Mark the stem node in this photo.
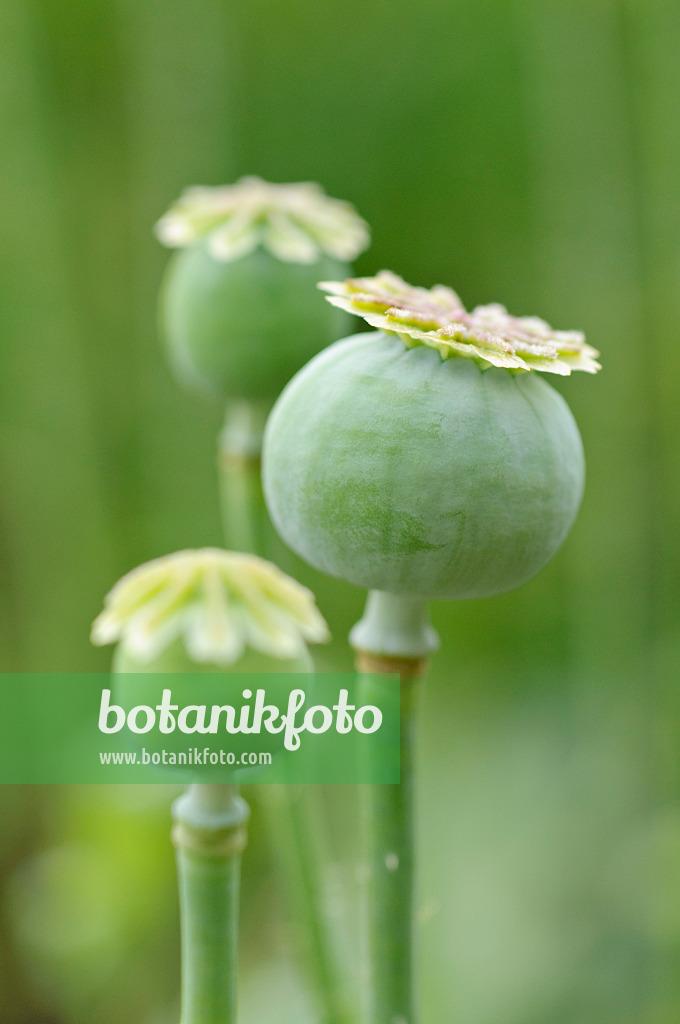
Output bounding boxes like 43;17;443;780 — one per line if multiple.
172;784;249;1024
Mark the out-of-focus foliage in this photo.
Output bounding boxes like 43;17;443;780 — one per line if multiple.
1;0;679;1021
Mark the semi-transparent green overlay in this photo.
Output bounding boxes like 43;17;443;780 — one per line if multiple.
0;673;400;784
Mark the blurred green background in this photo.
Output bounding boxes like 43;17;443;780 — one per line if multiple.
1;0;680;1021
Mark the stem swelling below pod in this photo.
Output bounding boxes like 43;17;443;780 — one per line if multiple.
172;784;250;1024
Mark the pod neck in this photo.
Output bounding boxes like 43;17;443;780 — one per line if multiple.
350;590;439;669
219;399;270;461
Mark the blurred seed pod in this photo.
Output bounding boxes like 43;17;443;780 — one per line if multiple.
91;548;329;776
156;178;370;400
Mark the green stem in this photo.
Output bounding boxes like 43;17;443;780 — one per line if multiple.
263;786;357;1024
218;397;358;1024
367;679;420;1024
218;400;277;558
172;784;250;1024
352;591;438;1024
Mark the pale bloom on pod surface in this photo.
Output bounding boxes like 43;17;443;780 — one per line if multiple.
91;548;329;667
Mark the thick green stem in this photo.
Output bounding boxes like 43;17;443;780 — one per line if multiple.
172;784;250;1024
352;591;438;1024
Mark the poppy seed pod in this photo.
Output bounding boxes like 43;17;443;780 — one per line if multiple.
156;177;370;400
262;272;601;601
91;548;329;774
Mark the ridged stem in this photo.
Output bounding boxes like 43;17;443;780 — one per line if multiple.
172;784;250;1024
352;590;438;1024
218;399;357;1024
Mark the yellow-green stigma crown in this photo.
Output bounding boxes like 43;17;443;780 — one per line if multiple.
320;271;601;376
156;176;370;264
91;548;329;666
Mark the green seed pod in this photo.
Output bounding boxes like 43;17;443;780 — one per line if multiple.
263;272;601;601
90;548;329;775
156;177;370;400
